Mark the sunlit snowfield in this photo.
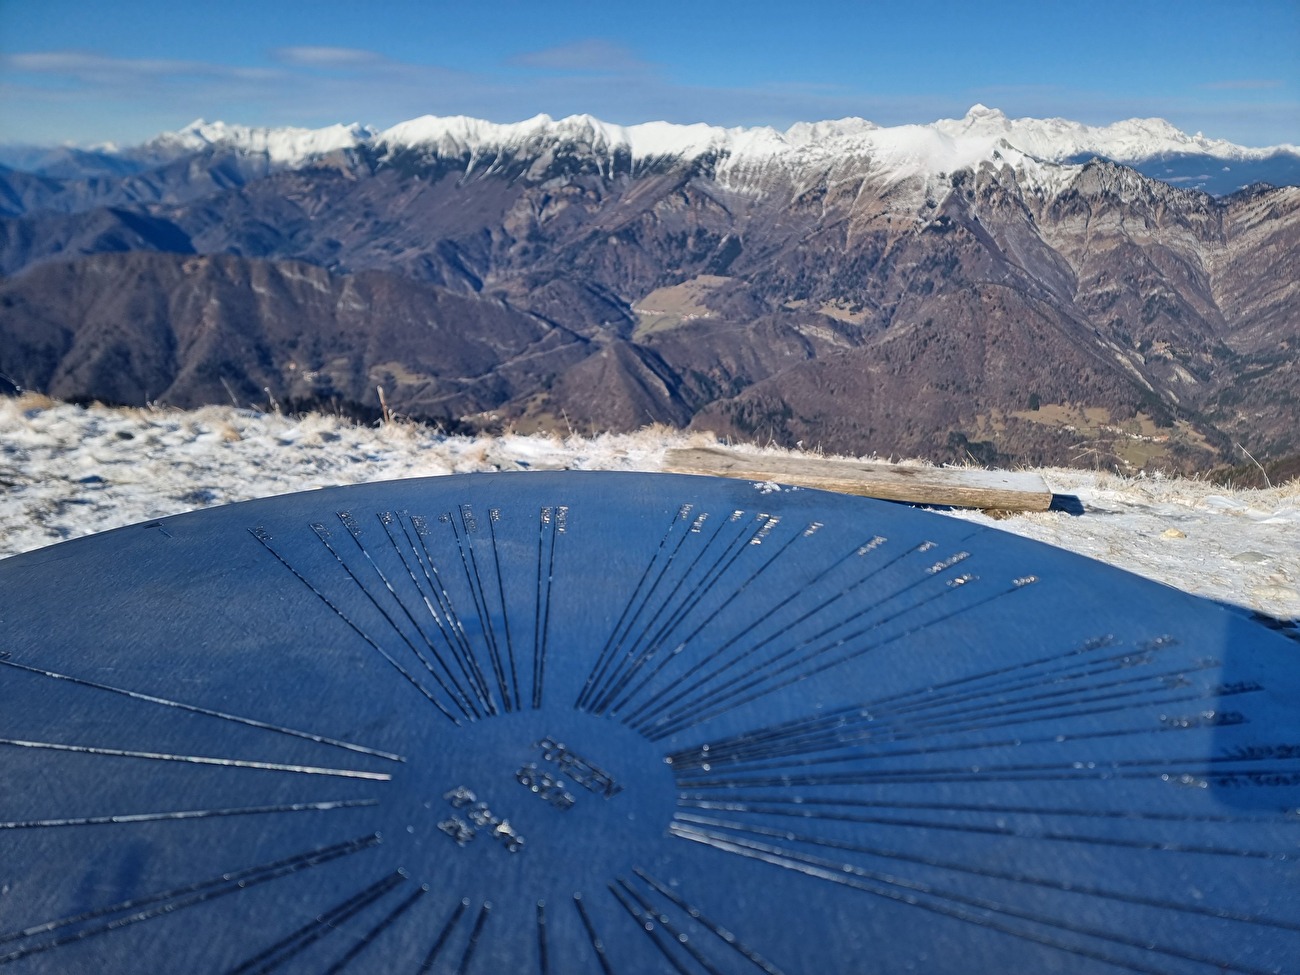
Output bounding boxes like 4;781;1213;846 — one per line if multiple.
3;394;1297;625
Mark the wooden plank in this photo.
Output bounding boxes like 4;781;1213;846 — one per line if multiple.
663;446;1053;511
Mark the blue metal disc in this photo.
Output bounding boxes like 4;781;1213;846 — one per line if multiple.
0;471;1297;974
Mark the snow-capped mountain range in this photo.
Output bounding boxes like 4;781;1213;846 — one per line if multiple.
4;106;1297;196
142;105;1299;195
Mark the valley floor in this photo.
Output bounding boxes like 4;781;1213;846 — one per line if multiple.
3;395;1298;625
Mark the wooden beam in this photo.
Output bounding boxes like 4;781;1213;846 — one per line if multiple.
663;446;1053;511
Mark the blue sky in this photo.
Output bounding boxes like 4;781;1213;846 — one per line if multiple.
1;0;1297;147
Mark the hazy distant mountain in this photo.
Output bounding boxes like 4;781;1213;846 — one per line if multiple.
1;107;1296;471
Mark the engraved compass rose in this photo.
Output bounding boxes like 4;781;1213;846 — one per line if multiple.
1;472;1297;973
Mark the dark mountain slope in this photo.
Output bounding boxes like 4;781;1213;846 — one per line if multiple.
0;252;589;418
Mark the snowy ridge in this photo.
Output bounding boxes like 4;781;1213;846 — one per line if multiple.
377;113;778;163
135;106;1297;184
375;106;1298;168
144;119;375;165
931;105;1297;163
3;396;1298;625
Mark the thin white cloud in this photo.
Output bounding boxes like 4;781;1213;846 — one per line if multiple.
510;39;651;72
4;51;200;77
272;47;390;68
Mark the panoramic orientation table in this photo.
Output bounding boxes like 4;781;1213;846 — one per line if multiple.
0;471;1297;974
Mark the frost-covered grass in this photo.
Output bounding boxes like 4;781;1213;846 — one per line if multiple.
0;395;708;553
3;395;1298;623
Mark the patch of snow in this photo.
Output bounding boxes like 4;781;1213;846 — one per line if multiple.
942;468;1300;624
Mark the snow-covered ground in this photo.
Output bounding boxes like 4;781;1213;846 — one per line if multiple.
3;395;1298;626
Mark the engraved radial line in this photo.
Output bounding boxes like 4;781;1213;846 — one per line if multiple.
788;664;1199;756
647;571;979;740
668;714;907;769
602;513;779;717
576;504;689;709
668;826;1176;975
538;512;564;712
663;813;1300;932
324;517;475;722
487;509;523;713
842;656;1156;734
645;547;984;734
616;878;731;975
676;759;1300;806
606;882;696;975
677;793;1300;828
0;835;382;964
649;578;1035;741
671;685;1236;774
577;504;695;710
689;761;1300;791
446;507;505;714
729;803;1250;857
670;720;1203;780
533;505;564;710
572;893;616;975
450;506;508;714
322;884;426;975
533;507;553;711
667;704;888;766
663;634;1126;767
639;514;777;656
674;807;1295;862
797;646;1175;736
417;897;469;974
665;681;1185;774
670;825;1275;975
454;902;492;975
226;871;407;975
651;548;975;729
587;510;738;712
588;516;713;713
0;798;379;830
378;512;482;720
250;529;460;724
855;660;1223;739
677;746;1300;788
629;535;893;730
0;738;391;780
0;835;380;948
591;510;751;715
835;634;1125;721
400;513;478;665
0;657;403;762
536;900;550;975
875;643;1176;722
827;684;1230;751
407;515;495;714
632;870;788;975
447;512;501;717
618;521;816;725
341;511;454;663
